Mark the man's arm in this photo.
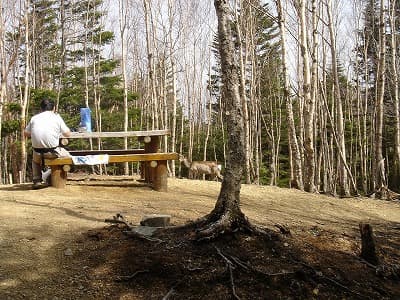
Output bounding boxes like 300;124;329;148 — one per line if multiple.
62;129;71;138
24;130;31;138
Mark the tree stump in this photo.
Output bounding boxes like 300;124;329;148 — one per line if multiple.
359;223;379;265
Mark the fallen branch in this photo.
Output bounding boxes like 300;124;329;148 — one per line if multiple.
123;230;164;243
229;254;296;282
105;213;134;229
162;287;175;300
106;213;164;243
162;281;183;300
115;269;149;282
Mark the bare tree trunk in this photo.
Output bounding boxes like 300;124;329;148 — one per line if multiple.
204;58;212;162
143;0;159;130
276;0;303;190
374;0;387;197
296;0;316;192
326;0;349;196
165;0;178;178
119;0;129;175
56;0;66;111
170;61;177;176
234;1;251;184
194;0;256;240
362;20;370;194
389;0;400;187
0;0;5;184
20;0;31;183
84;0;90;108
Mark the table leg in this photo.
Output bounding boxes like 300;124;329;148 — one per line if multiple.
153;160;168;192
50;165;67;188
144;136;159;184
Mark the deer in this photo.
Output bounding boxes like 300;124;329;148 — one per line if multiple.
179;154;223;181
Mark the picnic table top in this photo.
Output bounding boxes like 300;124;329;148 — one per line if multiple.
63;129;170;139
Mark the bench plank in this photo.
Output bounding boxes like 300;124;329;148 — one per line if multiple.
68;149;145;156
64;130;170;139
45;152;178;166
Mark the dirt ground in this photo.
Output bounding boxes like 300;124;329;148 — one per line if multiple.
0;175;399;299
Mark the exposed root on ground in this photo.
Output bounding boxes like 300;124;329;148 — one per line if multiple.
194;213;277;242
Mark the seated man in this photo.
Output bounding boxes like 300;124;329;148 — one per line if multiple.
24;98;71;189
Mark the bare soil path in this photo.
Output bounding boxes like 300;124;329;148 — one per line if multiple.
0;176;399;299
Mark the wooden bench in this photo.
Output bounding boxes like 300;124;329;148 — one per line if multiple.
45;152;178;191
44;130;178;191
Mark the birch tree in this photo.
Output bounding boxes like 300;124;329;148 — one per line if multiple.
374;0;387;197
389;0;400;187
192;0;264;240
275;0;303;190
295;0;316;192
20;0;31;182
0;0;6;183
325;0;350;196
119;0;129;175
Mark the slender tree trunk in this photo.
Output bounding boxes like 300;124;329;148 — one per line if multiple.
56;0;66;111
0;0;5;184
276;0;303;190
374;0;387;197
326;0;349;196
143;0;159;130
389;0;400;187
204;59;212;162
296;0;316;192
362;26;370;193
170;61;177;176
195;0;252;240
84;0;90;108
20;0;31;183
119;0;129;175
234;1;251;184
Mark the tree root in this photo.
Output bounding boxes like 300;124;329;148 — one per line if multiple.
215;246;240;299
195;213;277;242
196;214;234;241
290;257;367;299
215;246;297;299
115;269;149;282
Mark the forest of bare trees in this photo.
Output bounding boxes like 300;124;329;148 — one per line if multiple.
0;0;399;199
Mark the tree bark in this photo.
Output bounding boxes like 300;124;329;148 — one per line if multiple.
119;0;129;175
374;0;387;197
326;0;349;196
0;0;5;184
276;0;303;190
20;0;31;183
389;0;400;188
234;1;251;184
296;0;316;193
195;0;252;239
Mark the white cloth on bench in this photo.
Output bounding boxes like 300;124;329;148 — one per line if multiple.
71;154;109;165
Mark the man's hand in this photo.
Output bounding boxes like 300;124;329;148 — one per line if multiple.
62;130;72;138
24;130;31;138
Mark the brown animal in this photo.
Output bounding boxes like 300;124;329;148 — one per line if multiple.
179;155;223;181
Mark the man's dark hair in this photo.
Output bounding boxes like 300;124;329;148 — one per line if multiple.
40;99;54;111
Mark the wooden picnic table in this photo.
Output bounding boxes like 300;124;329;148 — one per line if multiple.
46;130;178;191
